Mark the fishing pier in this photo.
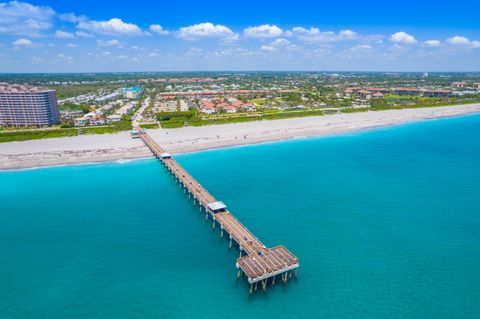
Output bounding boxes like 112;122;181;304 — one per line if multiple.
137;130;299;293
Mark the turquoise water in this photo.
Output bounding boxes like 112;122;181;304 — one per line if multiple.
1;114;480;318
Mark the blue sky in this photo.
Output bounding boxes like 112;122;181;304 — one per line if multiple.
1;0;479;72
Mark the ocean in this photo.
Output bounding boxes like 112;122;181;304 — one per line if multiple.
1;114;479;319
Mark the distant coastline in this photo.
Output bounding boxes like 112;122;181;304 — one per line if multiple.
1;103;480;171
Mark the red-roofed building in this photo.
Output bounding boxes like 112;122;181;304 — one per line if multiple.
199;100;216;114
223;105;237;113
239;102;256;112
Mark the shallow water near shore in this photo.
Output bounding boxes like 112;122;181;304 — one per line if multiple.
1;114;480;318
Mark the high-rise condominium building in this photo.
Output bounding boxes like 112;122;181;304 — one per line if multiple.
0;83;60;127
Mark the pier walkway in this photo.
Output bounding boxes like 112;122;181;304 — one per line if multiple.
138;130;299;292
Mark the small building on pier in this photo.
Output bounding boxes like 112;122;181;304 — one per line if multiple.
207;201;227;213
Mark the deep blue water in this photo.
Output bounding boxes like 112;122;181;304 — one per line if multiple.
1;114;480;318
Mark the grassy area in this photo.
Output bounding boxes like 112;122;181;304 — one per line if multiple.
341;107;370;113
139;123;159;129
158;109;328;128
0;120;132;143
371;98;480;111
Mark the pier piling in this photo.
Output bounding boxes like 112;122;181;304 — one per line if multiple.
137;130;299;293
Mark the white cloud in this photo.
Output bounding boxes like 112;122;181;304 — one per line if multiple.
13;38;32;46
66;43;78;48
96;39;122;47
76;31;94;38
244;24;283;38
424;40;441;47
390;32;417;45
447;36;470;45
78;18;143;36
271;38;290;47
446;36;480;49
261;45;276;52
58;13;87;23
55;30;75;39
290;27;358;43
149;24;170;35
178;22;237;40
57;53;73;61
350;44;373;52
0;1;55;36
339;29;358;40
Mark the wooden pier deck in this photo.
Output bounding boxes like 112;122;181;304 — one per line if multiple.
138;130;299;291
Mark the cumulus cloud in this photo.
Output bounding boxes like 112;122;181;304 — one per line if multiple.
339;29;358;40
149;24;170;35
244;24;283;38
78;18;143;36
178;22;237;40
13;38;32;46
0;1;55;36
55;30;75;39
96;39;122;47
350;44;373;52
290;27;358;42
58;13;87;23
261;38;292;52
424;40;441;47
261;45;276;52
76;31;94;38
447;36;470;45
390;32;417;45
271;38;290;47
57;53;73;61
446;36;480;49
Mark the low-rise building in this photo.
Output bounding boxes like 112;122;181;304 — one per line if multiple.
223;105;237;113
74;117;89;127
451;82;466;88
122;87;143;99
423;90;453;98
357;90;372;100
107;114;122;123
239;102;256;112
392;88;421;96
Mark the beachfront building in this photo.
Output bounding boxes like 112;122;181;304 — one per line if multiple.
223;105;237;113
372;92;385;99
392;88;421;96
122;87;143;99
357;90;373;100
0;83;60;127
199;100;216;114
423;90;453;98
239;102;256;112
107;114;122;123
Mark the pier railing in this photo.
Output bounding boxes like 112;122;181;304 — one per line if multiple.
138;130;299;293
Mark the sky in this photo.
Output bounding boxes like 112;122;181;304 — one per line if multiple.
0;0;479;72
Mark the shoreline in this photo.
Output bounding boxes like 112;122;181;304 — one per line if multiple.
1;104;480;171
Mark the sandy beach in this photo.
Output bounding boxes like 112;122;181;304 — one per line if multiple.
1;103;480;170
